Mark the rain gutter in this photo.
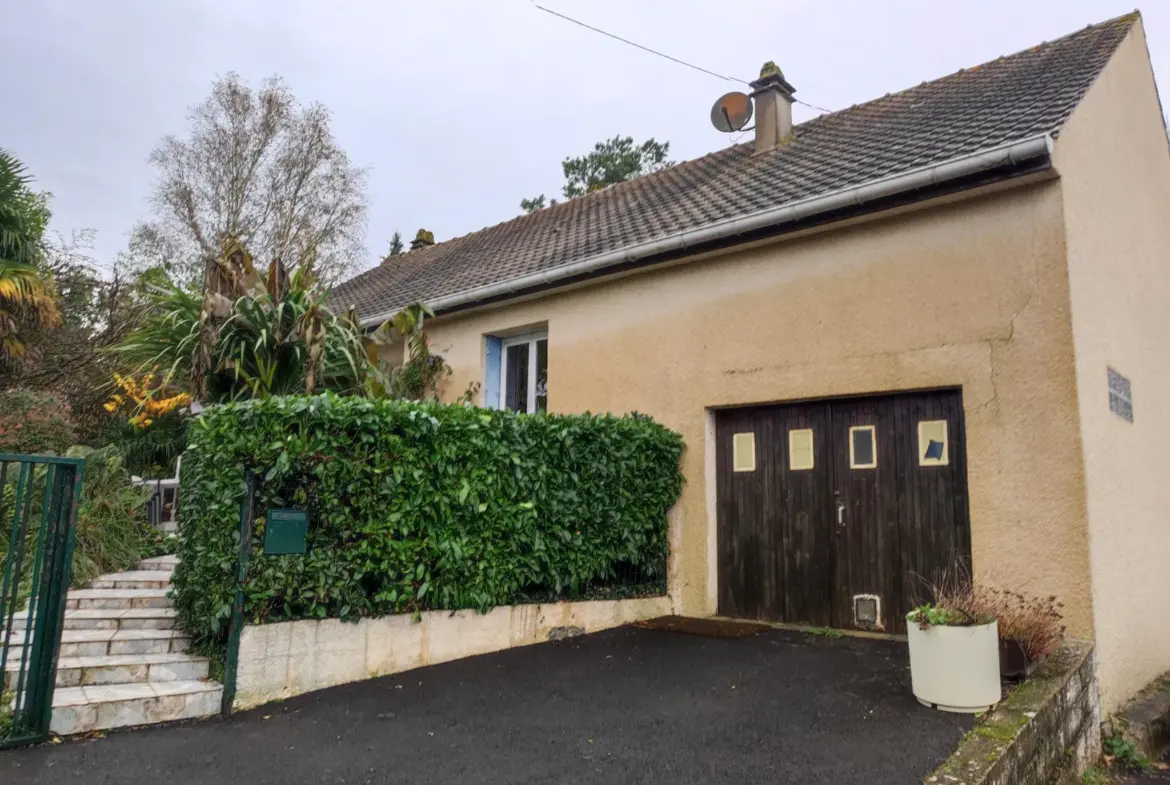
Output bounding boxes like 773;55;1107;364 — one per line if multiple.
360;133;1054;327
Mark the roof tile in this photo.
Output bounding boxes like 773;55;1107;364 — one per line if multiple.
333;13;1137;320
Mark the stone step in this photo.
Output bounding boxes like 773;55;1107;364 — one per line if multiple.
88;571;172;590
138;555;178;573
50;680;221;736
8;607;177;631
2;628;190;658
65;588;170;611
5;652;209;689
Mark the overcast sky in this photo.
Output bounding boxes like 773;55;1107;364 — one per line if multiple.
3;1;1166;279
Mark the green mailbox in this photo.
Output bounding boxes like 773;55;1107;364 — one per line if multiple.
264;508;308;555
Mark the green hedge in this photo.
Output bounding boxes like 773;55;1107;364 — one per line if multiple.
172;394;684;647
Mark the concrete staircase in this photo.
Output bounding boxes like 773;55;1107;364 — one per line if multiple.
3;555;223;735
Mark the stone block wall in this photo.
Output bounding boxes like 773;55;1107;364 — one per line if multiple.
926;641;1101;785
233;596;673;710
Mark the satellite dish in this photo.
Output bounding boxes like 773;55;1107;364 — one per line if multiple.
711;91;753;133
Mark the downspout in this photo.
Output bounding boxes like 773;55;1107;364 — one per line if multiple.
360;134;1054;327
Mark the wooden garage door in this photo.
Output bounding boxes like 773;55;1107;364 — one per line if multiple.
715;390;971;635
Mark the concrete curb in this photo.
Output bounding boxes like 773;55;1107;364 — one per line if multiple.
232;595;673;710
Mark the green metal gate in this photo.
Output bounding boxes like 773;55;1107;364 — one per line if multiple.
0;454;84;749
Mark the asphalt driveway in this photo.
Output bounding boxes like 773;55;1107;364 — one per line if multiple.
0;625;969;784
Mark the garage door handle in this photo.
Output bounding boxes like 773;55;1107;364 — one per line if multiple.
837;501;846;527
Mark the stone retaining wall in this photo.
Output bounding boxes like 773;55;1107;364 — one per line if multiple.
233;595;673;710
926;640;1101;785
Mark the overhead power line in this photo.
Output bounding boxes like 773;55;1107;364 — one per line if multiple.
796;99;832;114
530;2;832;115
532;3;747;85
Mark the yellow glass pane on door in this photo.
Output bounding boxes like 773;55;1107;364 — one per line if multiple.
789;428;814;470
733;432;756;472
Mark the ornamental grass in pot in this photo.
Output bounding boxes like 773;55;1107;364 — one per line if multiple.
906;570;1001;713
984;588;1065;681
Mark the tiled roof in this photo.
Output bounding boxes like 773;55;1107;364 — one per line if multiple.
333;13;1137;320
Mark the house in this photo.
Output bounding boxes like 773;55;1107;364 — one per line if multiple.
333;12;1170;713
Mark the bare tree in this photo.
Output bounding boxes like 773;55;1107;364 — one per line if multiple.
3;228;156;439
134;73;368;287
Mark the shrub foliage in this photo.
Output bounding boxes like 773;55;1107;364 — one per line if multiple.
0;389;75;454
66;446;158;586
172;394;684;647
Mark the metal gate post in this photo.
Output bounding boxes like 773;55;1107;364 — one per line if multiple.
33;463;83;735
220;468;256;718
0;454;85;749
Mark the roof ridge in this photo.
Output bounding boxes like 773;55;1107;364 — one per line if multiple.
433;12;1140;248
794;11;1139;133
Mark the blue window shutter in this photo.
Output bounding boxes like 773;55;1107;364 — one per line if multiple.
484;336;501;409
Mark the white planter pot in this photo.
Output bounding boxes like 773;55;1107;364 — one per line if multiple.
907;619;1001;713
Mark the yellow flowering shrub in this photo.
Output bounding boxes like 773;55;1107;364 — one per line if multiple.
104;370;191;428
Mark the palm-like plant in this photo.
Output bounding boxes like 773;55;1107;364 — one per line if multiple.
111;286;202;388
112;236;465;406
217;264;366;399
113;252;366;402
0;149;58;361
363;303;454;400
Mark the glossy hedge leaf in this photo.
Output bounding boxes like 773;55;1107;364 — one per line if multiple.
170;393;684;652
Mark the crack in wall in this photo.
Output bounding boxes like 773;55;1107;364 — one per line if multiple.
976;250;1042;416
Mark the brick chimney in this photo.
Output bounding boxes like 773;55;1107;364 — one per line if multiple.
750;61;796;154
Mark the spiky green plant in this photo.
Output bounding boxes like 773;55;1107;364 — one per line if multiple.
0;150;58;361
112;261;366;402
108;287;201;389
362;303;454;400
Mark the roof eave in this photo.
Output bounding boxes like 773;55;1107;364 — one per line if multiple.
359;133;1055;327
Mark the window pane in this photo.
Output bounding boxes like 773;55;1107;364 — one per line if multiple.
789;428;814;471
849;426;876;469
504;343;529;413
918;420;949;466
732;432;756;472
535;339;548;412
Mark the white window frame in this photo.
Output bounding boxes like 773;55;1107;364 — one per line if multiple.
499;331;547;413
849;425;878;469
917;420;950;466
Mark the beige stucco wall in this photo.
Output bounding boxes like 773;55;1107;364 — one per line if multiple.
234;596;672;709
1054;18;1170;713
421;178;1096;640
